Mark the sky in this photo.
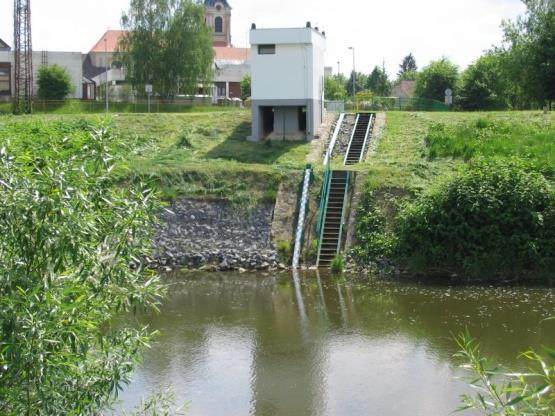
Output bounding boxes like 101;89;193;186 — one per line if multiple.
0;0;527;76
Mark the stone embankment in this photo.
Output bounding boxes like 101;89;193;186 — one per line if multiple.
151;199;281;271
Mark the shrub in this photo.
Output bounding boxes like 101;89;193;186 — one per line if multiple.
0;123;163;414
352;187;397;263
455;329;555;414
37;64;74;100
277;240;292;264
397;160;555;278
330;255;345;274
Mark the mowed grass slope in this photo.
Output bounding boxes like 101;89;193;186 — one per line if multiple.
360;111;555;193
0;110;312;203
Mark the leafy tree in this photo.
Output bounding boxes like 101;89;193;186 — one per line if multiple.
346;71;367;97
366;66;392;96
398;53;417;77
0;123;163;414
415;58;459;101
240;75;251;100
37;64;74;100
459;53;510;110
500;0;555;107
325;75;347;100
120;0;214;98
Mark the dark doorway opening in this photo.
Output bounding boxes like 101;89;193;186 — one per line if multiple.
298;106;307;132
261;106;274;138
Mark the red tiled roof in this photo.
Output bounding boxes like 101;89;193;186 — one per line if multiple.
88;30;250;62
89;30;127;53
214;46;250;62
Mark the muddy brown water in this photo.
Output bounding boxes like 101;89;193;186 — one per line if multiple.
114;271;555;416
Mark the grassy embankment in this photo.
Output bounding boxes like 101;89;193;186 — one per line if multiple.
0;109;312;204
352;111;555;279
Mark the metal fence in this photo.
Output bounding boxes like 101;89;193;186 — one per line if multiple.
328;97;450;112
0;98;244;115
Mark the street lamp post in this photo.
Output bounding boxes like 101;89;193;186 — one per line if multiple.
348;46;356;100
337;61;340;75
104;37;109;113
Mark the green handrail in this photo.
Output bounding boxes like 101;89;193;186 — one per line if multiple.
336;171;351;257
316;157;331;236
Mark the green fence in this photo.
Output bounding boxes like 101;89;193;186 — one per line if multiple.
342;96;450;112
0;99;244;115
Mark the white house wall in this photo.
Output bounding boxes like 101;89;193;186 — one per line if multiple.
251;43;313;100
0;51;83;99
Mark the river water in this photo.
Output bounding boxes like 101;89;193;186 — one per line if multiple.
115;271;555;416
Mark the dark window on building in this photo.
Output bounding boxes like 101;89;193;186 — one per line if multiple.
258;44;276;55
215;17;223;33
216;82;226;97
0;65;10;95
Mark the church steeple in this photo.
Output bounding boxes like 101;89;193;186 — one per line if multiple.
204;0;232;47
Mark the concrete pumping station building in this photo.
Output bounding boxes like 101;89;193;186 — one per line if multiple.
249;23;326;142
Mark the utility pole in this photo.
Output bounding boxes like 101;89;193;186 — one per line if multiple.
13;0;33;114
348;46;356;100
337;61;340;76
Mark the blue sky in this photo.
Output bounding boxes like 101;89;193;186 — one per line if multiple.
0;0;527;76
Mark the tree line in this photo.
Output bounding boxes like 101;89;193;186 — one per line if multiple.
325;0;554;110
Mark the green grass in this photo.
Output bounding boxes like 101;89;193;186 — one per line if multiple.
0;100;244;115
0;110;312;204
426;116;555;177
357;111;555;192
352;110;555;277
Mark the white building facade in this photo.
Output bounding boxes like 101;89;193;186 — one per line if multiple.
0;49;84;100
249;25;326;141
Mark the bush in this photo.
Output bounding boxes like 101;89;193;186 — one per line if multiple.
37;64;74;100
456;329;555;414
397;160;555;278
330;255;345;274
352;187;397;263
277;240;292;264
0;123;163;414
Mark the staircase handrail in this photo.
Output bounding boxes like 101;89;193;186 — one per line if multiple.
337;171;352;257
323;113;345;166
358;113;374;163
343;113;360;165
292;166;313;269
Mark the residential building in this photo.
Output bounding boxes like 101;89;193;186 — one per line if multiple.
249;24;326;141
391;80;416;100
0;45;83;100
0;39;11;101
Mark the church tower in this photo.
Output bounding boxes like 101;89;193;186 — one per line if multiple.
204;0;232;47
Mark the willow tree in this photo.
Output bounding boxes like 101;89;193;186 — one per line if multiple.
119;0;214;98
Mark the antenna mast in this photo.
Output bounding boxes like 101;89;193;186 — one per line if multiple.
13;0;33;114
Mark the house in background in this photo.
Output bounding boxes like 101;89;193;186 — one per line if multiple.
82;30;127;100
213;47;250;101
391;80;416;100
1;1;250;104
205;0;250;102
249;24;326;141
0;45;84;100
0;38;11;102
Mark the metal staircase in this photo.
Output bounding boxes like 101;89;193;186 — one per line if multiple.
344;113;374;165
316;170;350;267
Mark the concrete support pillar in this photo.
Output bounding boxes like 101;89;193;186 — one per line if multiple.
225;81;229;98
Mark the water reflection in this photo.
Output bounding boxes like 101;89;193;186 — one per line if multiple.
116;272;555;416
